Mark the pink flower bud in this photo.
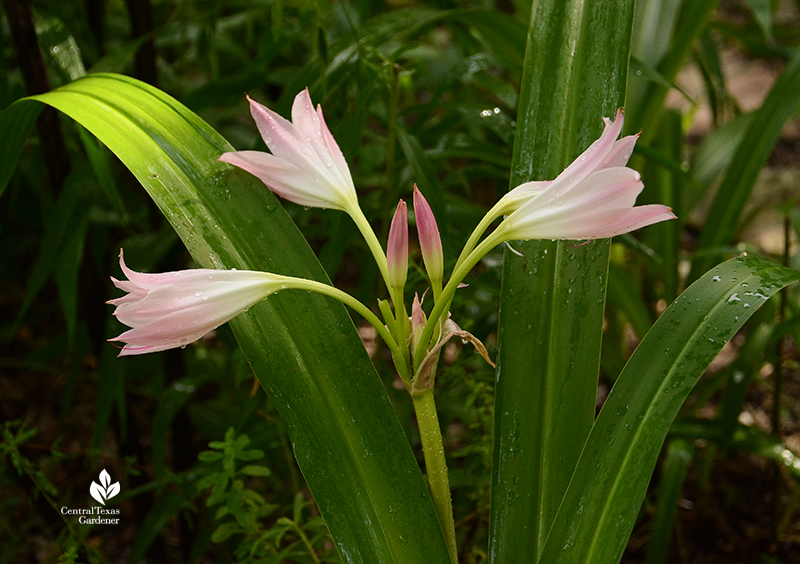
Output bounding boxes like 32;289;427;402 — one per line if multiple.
387;200;408;289
413;185;444;283
410;292;427;355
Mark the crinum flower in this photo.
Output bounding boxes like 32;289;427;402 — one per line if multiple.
487;109;675;245
219;89;359;214
108;251;291;356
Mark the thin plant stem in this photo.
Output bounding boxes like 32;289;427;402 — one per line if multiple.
349;206;392;291
285;277;410;378
390;285;411;369
452;200;505;272
413;389;458;564
414;235;498;369
430;278;443;303
274;517;321;564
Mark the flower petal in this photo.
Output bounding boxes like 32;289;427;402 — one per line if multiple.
552;108;625;188
495;180;552;214
290;89;345;181
600;134;638;169
316;104;355;189
219;150;341;209
556;205;677;240
500;169;649;240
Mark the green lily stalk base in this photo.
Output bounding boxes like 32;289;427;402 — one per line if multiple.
413;389;458;564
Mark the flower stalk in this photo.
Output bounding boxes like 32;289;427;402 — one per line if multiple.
413;388;458;564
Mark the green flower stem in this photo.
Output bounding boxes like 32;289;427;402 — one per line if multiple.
412;388;458;564
452;201;505;273
390;285;411;368
349;206;392;291
285;277;410;377
413;235;498;370
430;276;443;303
378;299;398;335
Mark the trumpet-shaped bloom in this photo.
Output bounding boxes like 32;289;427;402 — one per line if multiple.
108;251;290;356
492;109;675;242
219;89;358;213
413;185;444;283
387;200;408;289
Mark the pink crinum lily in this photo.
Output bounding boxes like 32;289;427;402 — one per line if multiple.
489;109;675;244
108;251;290;356
219;89;359;214
219;89;394;288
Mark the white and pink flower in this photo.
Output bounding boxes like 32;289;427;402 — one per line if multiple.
108;251;290;356
489;109;675;243
219;89;359;213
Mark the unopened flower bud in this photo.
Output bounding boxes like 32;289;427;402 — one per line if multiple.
413;185;443;284
410;292;427;356
387;200;408;290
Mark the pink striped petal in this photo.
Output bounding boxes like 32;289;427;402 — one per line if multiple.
601;134;638;169
554;109;625;188
316;105;354;189
219;150;337;209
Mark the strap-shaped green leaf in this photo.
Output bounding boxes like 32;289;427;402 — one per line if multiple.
539;255;800;564
0;73;450;564
490;1;634;562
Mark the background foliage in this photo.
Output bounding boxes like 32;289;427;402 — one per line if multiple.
1;0;800;563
